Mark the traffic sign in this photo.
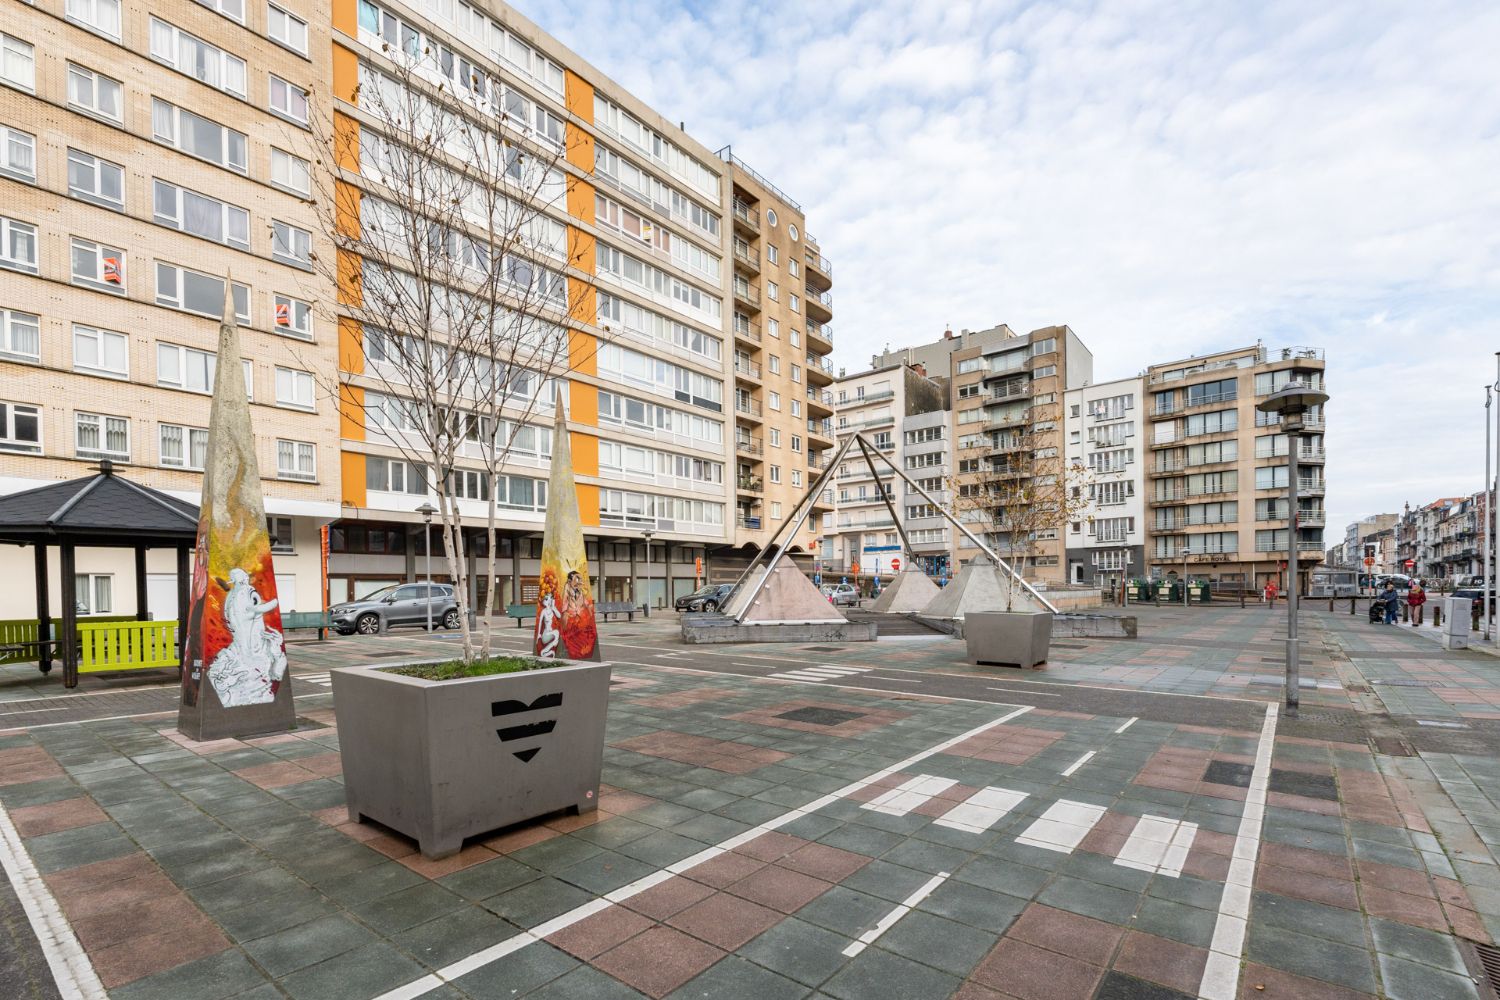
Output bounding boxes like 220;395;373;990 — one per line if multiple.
891;557;902;572
1404;559;1415;569
1364;557;1375;567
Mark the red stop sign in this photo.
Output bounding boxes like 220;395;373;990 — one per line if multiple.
1404;559;1415;568
892;558;902;572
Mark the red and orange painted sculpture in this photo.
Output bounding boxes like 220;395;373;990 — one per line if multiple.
178;284;295;740
534;389;599;662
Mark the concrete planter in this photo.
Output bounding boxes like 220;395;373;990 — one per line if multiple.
332;658;612;859
966;611;1054;669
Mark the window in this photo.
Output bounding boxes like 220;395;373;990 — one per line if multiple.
791;399;801;417
1;34;35;93
269;75;308;124
766;209;778;227
789;294;799;313
768;391;780;411
766;244;779;265
0;217;36;275
0;309;39;362
159;423;208;470
149;19;247;97
789;259;799;278
153;181;250;250
271;148;310;196
274;366;314;409
447;468;488;501
274;294;313;338
66;0;122;39
769;355;780;375
792;471;802;487
769;465;781;484
276;439;316;480
789;329;800;347
73;325;128;378
791;435;802;453
67;64;122;122
158;343;253;396
67;150;125;210
70;239;125;293
267;3;308;54
195;0;246;22
272;220;312;267
768;428;781;447
74;574;113;615
0;125;35;182
267;515;295;553
75;412;129;461
788;223;799;241
767;319;779;339
152;99;247;173
365;457;427;495
156;263;250;324
0;401;41;453
767;281;779;302
1033;364;1056;378
1187;378;1237;406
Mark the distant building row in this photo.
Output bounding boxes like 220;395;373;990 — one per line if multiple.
1329;497;1490;584
821;328;1328;596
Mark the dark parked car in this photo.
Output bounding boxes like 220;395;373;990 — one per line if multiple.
331;583;460;635
1452;588;1496;615
676;584;733;613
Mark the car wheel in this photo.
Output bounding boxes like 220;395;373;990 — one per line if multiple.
703;600;718;612
355;613;380;635
442;608;461;630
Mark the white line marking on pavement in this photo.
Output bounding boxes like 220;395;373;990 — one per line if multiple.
935;787;1028;835
1061;751;1096;776
986;686;1062;698
842;872;950;957
1114;815;1199;878
862;774;959;816
1197;702;1278;1000
1114;717;1138;733
0;795;107;998
370;704;1034;1000
0;710;175;735
1014;800;1107;854
768;665;872;683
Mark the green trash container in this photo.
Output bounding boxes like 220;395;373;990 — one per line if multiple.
1161;582;1181;603
1128;580;1153;603
1189;582;1212;603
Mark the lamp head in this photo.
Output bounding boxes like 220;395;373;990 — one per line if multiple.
415;502;437;524
1255;381;1329;431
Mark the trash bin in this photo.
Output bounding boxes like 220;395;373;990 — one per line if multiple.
1189;582;1212;604
1160;582;1181;603
1128;580;1154;604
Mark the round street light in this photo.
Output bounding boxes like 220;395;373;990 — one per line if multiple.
1256;380;1330;716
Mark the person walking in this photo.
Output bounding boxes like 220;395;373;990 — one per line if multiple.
1263;579;1278;606
1407;581;1426;627
1382;581;1400;625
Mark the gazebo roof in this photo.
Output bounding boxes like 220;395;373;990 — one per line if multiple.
0;461;199;546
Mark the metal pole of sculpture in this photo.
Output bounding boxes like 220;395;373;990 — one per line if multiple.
178;282;294;740
534;389;599;661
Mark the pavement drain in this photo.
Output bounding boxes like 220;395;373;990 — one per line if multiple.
774;707;867;726
1462;939;1500;999
1268;769;1338;801
1370;736;1416;757
1203;760;1254;788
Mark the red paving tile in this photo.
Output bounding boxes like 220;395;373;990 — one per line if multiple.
732;830;810;863
10;796;108;837
622;876;717;921
298;751;345;777
89;917;228;989
479;824;560;853
398;844;499;878
42;852;158;897
1260;843;1354;880
666;891;781;949
1359;883;1449;932
593;925;725;998
1111;931;1208;995
687;851;768;889
1007;904;1124;967
970;937;1104;999
1256;863;1359;910
726;865;832;913
546;904;654;960
1356;859;1435;898
232;760;317;789
779;842;871;882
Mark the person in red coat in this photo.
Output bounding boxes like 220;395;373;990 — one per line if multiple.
1407;582;1426;627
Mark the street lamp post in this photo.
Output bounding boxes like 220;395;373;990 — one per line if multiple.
1486;386;1493;641
416;503;437;632
642;529;654;614
1181;547;1190;607
1256;381;1330;717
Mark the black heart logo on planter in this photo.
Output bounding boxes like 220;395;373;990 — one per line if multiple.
491;692;563;763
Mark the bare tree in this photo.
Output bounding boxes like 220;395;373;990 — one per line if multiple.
950;400;1093;610
290;36;597;662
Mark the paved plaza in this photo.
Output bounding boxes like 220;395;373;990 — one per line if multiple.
3;605;1500;999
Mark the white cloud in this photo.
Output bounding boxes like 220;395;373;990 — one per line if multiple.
521;0;1500;536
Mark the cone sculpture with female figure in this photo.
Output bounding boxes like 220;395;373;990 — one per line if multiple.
534;388;600;662
177;284;294;741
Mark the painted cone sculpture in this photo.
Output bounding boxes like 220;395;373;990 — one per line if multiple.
177;282;294;740
535;388;600;661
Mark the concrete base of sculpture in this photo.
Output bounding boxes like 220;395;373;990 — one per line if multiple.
966;611;1054;669
919;555;1049;620
870;568;942;614
681;618;877;644
332;659;611;859
730;563;847;624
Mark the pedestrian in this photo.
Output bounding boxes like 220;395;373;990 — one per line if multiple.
1263;579;1278;606
1407;581;1426;627
1382;581;1399;625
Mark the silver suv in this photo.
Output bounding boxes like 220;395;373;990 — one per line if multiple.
332;583;460;635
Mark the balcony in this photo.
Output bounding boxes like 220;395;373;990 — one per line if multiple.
735;435;763;456
1153;401;1180;417
804;250;832;289
735;396;763;421
850;389;895;406
990;382;1032;401
736;475;764;494
805;387;834;414
1298;510;1327;526
733;282;761;314
732;241;760;275
805;355;834;385
807;419;834;441
733;318;761;346
804;286;832;322
1154;457;1185;474
1297;478;1326;496
986;410;1030;432
736;513;763;530
807;321;833;348
808;453;832;471
734;357;762;381
732;198;759;235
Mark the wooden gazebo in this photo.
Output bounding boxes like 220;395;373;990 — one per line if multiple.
0;461;198;687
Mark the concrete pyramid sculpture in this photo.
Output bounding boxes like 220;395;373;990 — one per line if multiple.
918;554;1048;620
534;388;599;661
870;567;942;614
178;284;294;740
732;562;846;624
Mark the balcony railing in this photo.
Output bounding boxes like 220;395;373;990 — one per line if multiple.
806;387;834;407
735;397;762;417
733;319;761;344
808;419;834;437
736;513;762;530
734;357;761;379
805;286;833;308
736;475;764;493
733;282;761;309
734;436;763;455
807;321;833;343
732;242;760;272
805;250;832;277
851;389;895;405
990;383;1031;401
731;198;759;232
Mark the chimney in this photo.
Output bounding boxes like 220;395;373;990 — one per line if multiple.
943;328;954;340
913;363;927;378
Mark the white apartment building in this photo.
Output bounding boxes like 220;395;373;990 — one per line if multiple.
1064;376;1146;588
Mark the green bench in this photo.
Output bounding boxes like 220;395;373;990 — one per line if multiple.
282;611;333;640
506;604;534;628
506;602;644;627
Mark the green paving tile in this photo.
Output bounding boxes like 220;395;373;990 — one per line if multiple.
1246;922;1377;994
665;957;811;1000
1253;890;1367;947
915;879;1027;933
277;942;430;1000
1378;954;1483;1000
741;917;857;987
509;834;604;874
1370;918;1468;975
820;946;960;1000
873;909;997;977
527;964;650;1000
109;950;268;1000
450;941;579;999
1036;874;1141;925
484;876;595;927
349;881;467;935
241;913;378;978
392;903;517;970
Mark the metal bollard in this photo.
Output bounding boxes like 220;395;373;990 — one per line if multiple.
1328;597;1334;612
1402;604;1410;623
1474;605;1482;632
1434;605;1443;629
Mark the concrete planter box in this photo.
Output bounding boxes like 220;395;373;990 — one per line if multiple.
332;659;612;859
966;611;1054;669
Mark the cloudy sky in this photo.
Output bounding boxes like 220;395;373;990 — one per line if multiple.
523;0;1500;536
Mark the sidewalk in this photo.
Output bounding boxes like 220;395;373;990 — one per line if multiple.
0;609;1496;999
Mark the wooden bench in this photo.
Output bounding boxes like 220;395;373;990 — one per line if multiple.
596;601;646;622
282;611;333;640
506;604;534;628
